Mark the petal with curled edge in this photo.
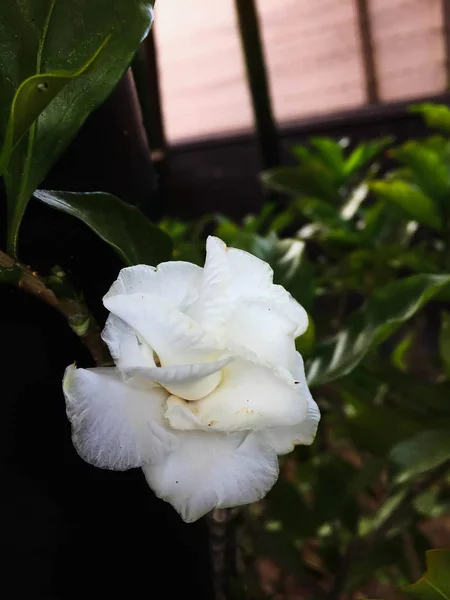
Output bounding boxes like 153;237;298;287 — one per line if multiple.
225;242;308;337
224;298;299;375
186;236;231;337
142;429;279;522
262;352;320;453
63;366;176;470
103;293;224;367
165;359;308;432
103;262;202;312
125;356;233;401
101;313;155;371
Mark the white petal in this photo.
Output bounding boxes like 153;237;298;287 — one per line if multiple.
63;366;176;470
103;262;202;312
165;360;308;432
263;397;320;454
126;357;233;401
101;314;155;372
224;298;299;374
263;353;320;454
226;244;308;337
142;430;279;522
186;236;231;336
104;293;223;367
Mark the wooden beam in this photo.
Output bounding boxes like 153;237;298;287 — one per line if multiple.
442;0;450;89
234;0;280;169
355;0;379;104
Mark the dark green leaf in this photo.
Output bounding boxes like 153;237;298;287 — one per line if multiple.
410;103;450;134
0;36;109;174
310;137;345;177
265;479;314;538
390;430;450;484
263;237;315;310
34;190;172;266
307;274;450;386
261;165;338;203
391;141;450;205
370;180;442;231
402;550;450;600
296;316;315;357
439;311;450;378
333;398;423;455
0;266;21;286
344;137;393;178
0;0;155;256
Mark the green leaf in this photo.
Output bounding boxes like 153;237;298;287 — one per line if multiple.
261;165;338;203
344;137;393;178
439;311;450;378
391;330;414;371
0;266;21;286
0;0;155;257
265;479;314;538
402;550;450;600
296;316;315;357
263;237;315;310
309;137;345;177
390;430;450;484
390;142;450;205
410;103;450;134
370;180;442;231
34;190;172;266
0;36;110;174
333;396;423;456
307;274;450;386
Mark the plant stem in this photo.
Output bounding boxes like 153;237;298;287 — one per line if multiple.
0;249;112;367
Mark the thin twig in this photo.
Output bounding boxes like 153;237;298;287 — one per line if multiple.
0;249;112;367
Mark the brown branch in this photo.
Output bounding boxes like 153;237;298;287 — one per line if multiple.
0;249;112;367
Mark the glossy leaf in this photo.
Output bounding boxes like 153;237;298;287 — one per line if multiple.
263;237;315;310
261;165;338;203
309;137;345;177
411;103;450;134
390;430;450;484
344;137;393;178
402;550;450;600
34;190;172;266
0;0;155;256
0;36;109;174
265;479;314;539
391;142;450;205
370;180;442;231
333;397;423;456
307;274;450;386
439;311;450;378
0;266;21;286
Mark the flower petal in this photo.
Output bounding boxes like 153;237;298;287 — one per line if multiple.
142;430;279;522
263;397;320;454
262;352;320;454
165;360;309;432
101;314;155;372
103;262;202;312
187;236;231;337
226;244;308;337
103;293;223;367
126;357;233;401
63;366;176;470
224;298;299;373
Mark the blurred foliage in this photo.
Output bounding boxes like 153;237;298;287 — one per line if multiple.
159;103;450;599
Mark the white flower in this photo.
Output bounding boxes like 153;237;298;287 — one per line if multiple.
63;236;320;522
